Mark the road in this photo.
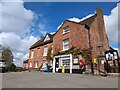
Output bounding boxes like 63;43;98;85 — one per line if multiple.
1;72;119;88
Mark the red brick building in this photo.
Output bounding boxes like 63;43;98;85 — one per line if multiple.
27;7;111;74
23;59;28;70
28;33;54;70
52;8;110;74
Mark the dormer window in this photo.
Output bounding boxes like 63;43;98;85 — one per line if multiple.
63;26;70;34
44;35;50;42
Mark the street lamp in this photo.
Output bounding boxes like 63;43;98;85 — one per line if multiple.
85;24;94;75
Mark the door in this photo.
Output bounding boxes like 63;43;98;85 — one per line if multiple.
55;58;59;72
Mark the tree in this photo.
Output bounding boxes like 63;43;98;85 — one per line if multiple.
9;63;16;71
1;47;14;71
46;46;52;62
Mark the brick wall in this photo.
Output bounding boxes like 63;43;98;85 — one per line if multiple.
53;21;89;55
53;8;110;59
28;43;53;69
23;63;28;69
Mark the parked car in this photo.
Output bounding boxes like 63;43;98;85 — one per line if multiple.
0;60;6;73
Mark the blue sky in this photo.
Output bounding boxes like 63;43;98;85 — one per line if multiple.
0;1;119;66
24;2;117;37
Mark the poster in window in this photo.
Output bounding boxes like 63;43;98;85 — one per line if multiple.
73;58;78;64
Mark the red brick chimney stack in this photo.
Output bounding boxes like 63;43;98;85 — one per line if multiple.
96;7;110;52
96;7;105;46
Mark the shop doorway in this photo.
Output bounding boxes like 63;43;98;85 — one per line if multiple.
53;54;72;73
55;58;59;72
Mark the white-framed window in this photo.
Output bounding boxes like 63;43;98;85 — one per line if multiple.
44;35;50;42
26;65;28;69
61;59;70;66
73;58;79;64
63;39;69;51
35;61;39;68
63;27;70;34
43;46;48;56
29;62;32;67
31;50;34;59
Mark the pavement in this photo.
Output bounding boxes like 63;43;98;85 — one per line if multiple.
0;72;119;88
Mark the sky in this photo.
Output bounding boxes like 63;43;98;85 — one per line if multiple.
0;0;119;67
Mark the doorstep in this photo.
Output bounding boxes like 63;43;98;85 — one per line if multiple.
107;73;120;77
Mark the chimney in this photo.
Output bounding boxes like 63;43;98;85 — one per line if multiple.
96;7;110;51
96;7;105;45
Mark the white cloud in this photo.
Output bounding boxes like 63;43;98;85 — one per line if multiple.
20;36;38;52
0;32;21;51
0;32;38;52
0;32;38;67
13;53;29;67
0;0;34;36
104;3;118;45
38;22;47;35
13;52;24;60
0;1;39;67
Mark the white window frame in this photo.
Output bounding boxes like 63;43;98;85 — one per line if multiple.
73;58;79;64
61;58;70;67
43;46;48;56
26;65;28;69
63;27;70;34
31;50;34;59
35;61;39;68
63;39;69;51
44;35;50;42
29;62;32;67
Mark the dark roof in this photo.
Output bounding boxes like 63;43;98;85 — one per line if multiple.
105;47;118;54
79;14;97;27
23;59;28;63
30;33;54;49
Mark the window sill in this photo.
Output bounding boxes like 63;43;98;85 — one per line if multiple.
34;67;38;68
62;32;69;35
62;49;69;52
43;55;47;56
